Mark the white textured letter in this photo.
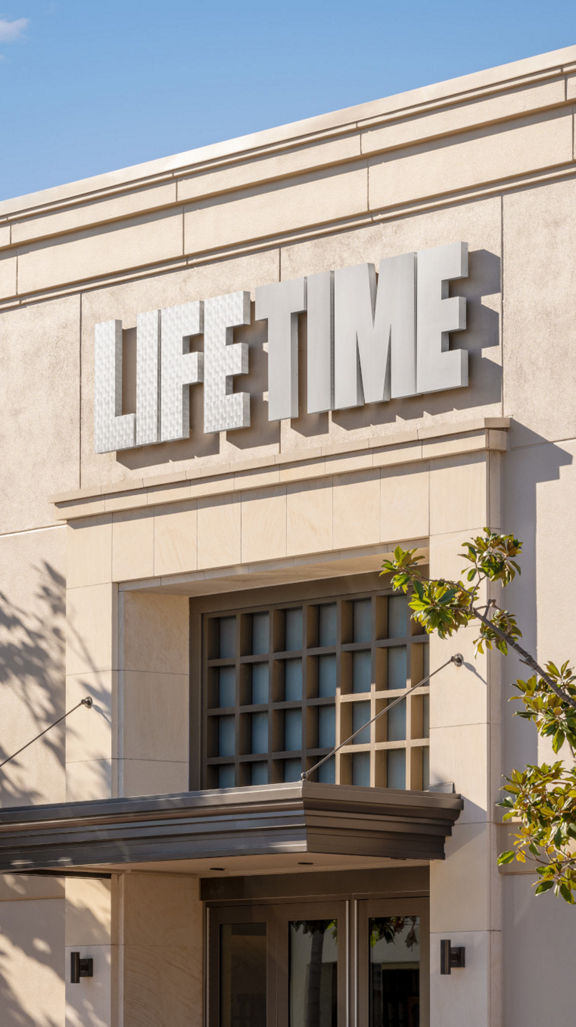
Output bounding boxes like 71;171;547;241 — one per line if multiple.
135;310;161;447
203;292;251;433
160;302;204;443
94;320;135;453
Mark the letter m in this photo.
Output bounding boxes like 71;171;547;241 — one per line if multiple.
333;253;415;409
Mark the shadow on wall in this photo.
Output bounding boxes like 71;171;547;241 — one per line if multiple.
502;426;574;772
0;560;110;809
0;883;112;1027
0;562;111;1026
0;894;64;1027
0;560;67;808
63;877;113;1027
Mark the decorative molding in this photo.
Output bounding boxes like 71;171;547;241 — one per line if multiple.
0;50;573;304
52;416;510;522
0;781;463;872
1;48;574;226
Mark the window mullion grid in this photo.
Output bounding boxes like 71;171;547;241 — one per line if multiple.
203;588;429;791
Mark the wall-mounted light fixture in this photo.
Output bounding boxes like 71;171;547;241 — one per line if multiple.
70;952;94;984
440;939;466;975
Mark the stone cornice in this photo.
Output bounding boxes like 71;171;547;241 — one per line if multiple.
2;46;576;227
51;416;510;522
0;47;572;308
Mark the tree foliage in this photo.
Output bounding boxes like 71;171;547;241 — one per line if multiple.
381;529;576;903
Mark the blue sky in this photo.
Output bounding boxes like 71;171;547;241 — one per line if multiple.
1;0;576;201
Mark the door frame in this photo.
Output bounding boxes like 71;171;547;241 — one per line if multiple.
274;900;348;1027
208;903;273;1027
356;897;429;1027
207;892;428;1027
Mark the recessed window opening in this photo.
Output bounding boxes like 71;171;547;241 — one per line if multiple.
202;585;429;790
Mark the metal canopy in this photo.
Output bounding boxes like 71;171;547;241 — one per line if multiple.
0;782;463;874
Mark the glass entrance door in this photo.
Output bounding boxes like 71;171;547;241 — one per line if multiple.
358;899;429;1027
208;897;427;1027
277;903;347;1027
209;906;270;1027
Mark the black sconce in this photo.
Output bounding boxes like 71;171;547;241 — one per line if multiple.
70;951;94;984
440;939;466;975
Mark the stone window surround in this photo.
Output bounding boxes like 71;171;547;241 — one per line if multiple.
58;415;506;809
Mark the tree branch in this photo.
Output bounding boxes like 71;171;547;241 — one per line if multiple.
470;604;576;709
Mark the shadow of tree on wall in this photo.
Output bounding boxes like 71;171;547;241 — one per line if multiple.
0;887;113;1027
0;559;111;806
0;561;66;808
0;896;63;1027
0;560;111;1026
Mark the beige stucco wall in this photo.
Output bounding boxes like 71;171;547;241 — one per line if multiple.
1;42;576;1027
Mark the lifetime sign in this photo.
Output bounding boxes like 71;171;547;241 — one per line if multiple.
94;241;469;453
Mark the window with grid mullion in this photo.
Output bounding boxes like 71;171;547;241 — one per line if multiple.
203;589;429;791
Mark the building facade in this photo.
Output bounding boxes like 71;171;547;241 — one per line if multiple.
0;44;575;1027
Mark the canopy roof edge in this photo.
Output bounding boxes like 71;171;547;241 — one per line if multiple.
0;782;463;873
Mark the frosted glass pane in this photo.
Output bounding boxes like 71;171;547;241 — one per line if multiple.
251;712;269;754
387;749;406;789
352;752;370;786
284;709;302;751
317;758;335;783
218;616;236;658
352;650;372;693
283;758;301;782
251;664;269;705
353;598;372;642
388;595;409;637
318;654;337;697
251;612;270;655
422;695;429;737
251;762;268;785
285;608;303;651
422;747;430;789
318;705;335;749
352;701;371;744
388;646;407;689
218;716;236;757
218;765;235;788
218;666;236;707
284;659;303;701
318;603;337;647
386;700;406;741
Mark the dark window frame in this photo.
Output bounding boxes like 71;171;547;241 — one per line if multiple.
189;573;429;792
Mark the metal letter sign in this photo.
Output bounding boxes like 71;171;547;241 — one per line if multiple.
334;253;416;408
94;320;135;452
203;291;251;434
160;301;203;443
94;242;470;453
255;277;306;421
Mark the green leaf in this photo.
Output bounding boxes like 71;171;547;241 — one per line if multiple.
559;882;574;904
552;730;566;754
534;879;555;894
383;527;576;905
